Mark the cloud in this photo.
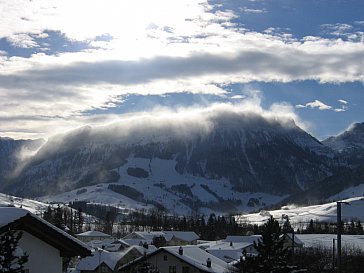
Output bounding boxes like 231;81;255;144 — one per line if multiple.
6;33;39;48
296;99;348;112
338;99;348;105
0;0;363;139
321;23;364;42
38;101;305;151
240;7;267;14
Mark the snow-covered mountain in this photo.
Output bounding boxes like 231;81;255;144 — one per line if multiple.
2;111;364;215
323;122;364;166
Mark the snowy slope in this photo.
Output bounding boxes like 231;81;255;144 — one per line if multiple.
0;193;49;214
328;184;364;201
39;156;285;215
236;197;364;226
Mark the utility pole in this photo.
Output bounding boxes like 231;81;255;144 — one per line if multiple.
337;201;342;273
333;238;336;271
337;201;350;273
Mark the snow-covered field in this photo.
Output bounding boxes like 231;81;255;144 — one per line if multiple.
236;197;364;226
296;234;364;250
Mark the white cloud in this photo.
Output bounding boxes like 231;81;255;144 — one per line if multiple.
321;23;364;42
296;99;349;112
338;99;348;105
0;0;363;138
306;100;332;110
240;7;267;14
6;33;39;48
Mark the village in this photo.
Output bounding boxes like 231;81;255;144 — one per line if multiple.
2;206;364;273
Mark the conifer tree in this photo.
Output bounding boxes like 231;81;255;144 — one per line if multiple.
246;216;291;273
282;216;293;234
0;230;28;273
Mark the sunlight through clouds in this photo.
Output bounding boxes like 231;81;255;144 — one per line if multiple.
0;0;363;139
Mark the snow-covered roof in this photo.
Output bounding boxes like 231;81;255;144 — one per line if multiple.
127;245;158;256
0;207;91;257
136;231;173;241
224;235;261;244
0;207;28;227
204;241;255;263
76;230;111;237
162;245;228;273
206;241;254;251
77;250;123;271
77;245;157;271
123;231;199;243
164;231;199;242
123;238;152;246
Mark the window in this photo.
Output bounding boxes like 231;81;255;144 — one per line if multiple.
22;270;29;273
164;255;168;261
182;266;190;273
169;265;176;273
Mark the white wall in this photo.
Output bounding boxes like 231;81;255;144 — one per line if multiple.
20;231;63;273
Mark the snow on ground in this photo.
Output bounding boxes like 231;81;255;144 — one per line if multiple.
39;183;155;212
236;197;364;226
39;156;285;215
296;234;364;250
0;192;48;214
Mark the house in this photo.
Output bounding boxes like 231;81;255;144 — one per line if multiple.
115;245;158;269
77;245;157;273
119;245;229;273
204;241;257;263
77;249;123;273
163;231;200;245
122;231;199;246
88;238;131;252
0;207;91;273
224;235;261;244
280;233;304;249
76;230;112;242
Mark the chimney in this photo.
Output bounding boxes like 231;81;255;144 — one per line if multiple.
206;258;211;268
230;241;233;247
143;242;149;249
179;246;183;255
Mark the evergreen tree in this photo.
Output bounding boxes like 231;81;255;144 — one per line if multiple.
282;216;293;234
356;220;363;235
246;216;291;273
306;219;315;233
54;205;64;229
76;207;84;233
0;230;28;273
152;235;167;248
43;205;53;223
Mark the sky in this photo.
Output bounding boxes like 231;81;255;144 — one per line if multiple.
0;0;363;140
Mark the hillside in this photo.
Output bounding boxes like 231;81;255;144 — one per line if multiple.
2;113;364;215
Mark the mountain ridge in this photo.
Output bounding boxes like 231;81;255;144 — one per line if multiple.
0;114;362;214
